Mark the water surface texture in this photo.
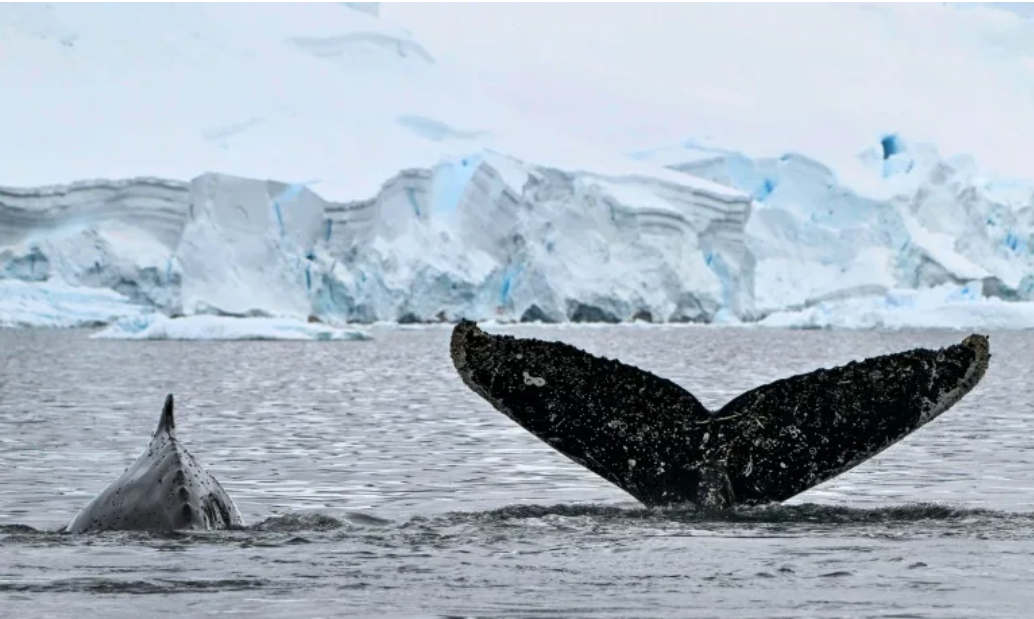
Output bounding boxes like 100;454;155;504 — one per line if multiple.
2;325;1033;618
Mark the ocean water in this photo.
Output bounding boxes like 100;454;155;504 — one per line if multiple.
1;324;1033;618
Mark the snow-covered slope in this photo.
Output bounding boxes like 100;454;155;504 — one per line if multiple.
2;3;1033;329
0;3;452;198
0;3;690;199
388;3;1034;181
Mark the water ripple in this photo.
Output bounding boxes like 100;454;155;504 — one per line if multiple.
2;326;1034;617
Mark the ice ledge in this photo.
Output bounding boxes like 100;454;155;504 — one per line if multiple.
92;314;371;341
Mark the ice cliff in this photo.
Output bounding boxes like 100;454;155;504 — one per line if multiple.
638;137;1034;318
3;138;1033;329
0;153;754;326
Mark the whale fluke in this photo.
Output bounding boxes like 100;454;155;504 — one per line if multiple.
450;320;990;509
66;394;244;533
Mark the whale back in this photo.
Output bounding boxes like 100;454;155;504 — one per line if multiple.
66;394;244;533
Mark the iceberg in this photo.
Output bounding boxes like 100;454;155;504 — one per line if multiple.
92;314;370;341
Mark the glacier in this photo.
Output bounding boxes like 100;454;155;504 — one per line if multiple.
636;137;1034;317
0;155;753;327
2;2;1034;331
4;144;1033;331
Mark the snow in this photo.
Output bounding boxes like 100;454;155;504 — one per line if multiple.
1;2;1034;331
0;2;682;203
93;314;370;342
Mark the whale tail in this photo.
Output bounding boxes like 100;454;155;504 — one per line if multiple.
450;319;715;507
709;332;990;506
156;393;176;437
450;320;991;509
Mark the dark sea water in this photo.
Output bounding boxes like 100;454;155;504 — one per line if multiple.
1;325;1033;618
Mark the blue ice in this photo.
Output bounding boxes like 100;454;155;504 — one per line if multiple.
432;154;482;215
272;183;308;236
500;264;524;306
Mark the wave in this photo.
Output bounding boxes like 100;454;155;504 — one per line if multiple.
3;500;1026;542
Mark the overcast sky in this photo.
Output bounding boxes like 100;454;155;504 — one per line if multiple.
380;2;1034;178
382;3;725;74
383;2;1034;73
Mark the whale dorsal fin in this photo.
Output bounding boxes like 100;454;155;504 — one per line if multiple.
156;394;176;437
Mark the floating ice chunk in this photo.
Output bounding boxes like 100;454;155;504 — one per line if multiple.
92;314;371;341
758;283;1034;330
0;280;150;328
